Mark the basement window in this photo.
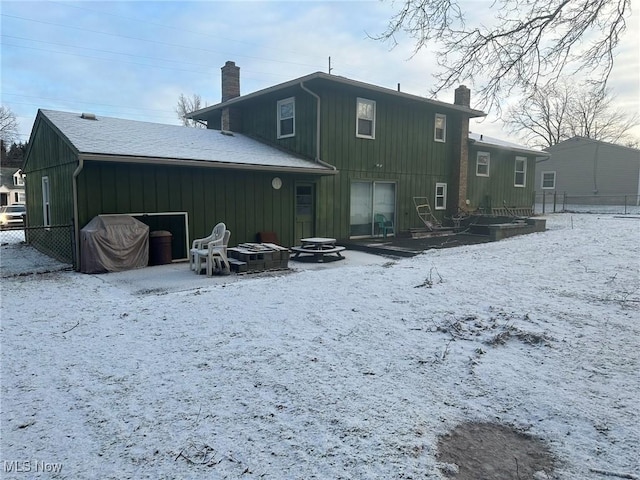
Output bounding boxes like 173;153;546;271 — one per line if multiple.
277;97;295;139
356;98;376;139
476;152;490;177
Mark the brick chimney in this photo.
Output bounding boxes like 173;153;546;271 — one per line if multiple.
454;85;471;107
221;61;240;102
221;61;241;131
452;85;471;213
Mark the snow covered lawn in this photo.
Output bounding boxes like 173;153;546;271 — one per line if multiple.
1;214;638;479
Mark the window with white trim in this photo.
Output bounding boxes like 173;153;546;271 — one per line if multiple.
356;98;376;139
541;171;556;189
514;157;527;187
476;152;490;176
277;97;295;138
42;176;51;226
13;172;24;186
434;114;446;142
14;192;25;203
435;182;447;210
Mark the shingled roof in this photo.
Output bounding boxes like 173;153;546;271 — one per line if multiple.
33;110;335;175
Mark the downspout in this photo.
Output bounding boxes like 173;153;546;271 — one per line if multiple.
299;81;336;171
72;157;84;271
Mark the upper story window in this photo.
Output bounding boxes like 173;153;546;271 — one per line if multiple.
356;98;376;139
277;97;295;139
514;157;527;187
434;114;446;142
476;152;490;177
13;171;24;186
541;171;556;189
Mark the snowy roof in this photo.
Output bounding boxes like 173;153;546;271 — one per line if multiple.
469;132;549;157
38;110;334;174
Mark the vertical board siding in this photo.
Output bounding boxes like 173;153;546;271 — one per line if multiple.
311;86;455;238
23;118;77;226
78;163;299;247
22;116;78;263
238;87;317;160
467;146;536;211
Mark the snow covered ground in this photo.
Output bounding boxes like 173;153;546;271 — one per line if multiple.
1;214;638;479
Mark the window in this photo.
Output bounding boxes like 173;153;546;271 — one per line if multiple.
14;192;25;203
541;171;556;189
434;114;446;142
476;152;490;177
13;173;24;186
42;176;51;226
349;181;395;237
277;97;295;138
356;98;376;139
514;157;527;187
435;182;447;210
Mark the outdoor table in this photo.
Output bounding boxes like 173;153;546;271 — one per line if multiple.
291;237;345;262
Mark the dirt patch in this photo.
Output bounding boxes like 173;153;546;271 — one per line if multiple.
437;421;555;479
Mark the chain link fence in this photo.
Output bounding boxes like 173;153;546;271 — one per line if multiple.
1;224;75;268
534;193;640;215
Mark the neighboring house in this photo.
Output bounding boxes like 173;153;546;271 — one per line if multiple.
23;61;541;269
0;167;26;206
467;133;548;215
536;137;640;202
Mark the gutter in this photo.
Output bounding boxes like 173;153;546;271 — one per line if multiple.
72;157;84;271
299;81;336;171
469;138;550;158
76;154;337;175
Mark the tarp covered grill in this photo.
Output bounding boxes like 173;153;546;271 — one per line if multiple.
80;215;149;273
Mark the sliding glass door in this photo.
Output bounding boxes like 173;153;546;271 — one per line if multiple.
349;181;396;237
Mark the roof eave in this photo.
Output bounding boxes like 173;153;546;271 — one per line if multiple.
469;139;549;157
77;153;337;175
188;72;486;119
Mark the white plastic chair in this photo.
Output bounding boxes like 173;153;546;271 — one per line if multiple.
190;222;225;271
206;230;231;276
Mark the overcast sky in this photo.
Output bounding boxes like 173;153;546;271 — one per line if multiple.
2;0;639;146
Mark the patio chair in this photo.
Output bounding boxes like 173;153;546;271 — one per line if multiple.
193;229;231;276
190;222;226;271
374;214;395;238
206;230;231;276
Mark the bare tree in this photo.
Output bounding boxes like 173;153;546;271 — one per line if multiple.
0;106;19;144
505;84;639;148
176;94;207;128
375;0;630;111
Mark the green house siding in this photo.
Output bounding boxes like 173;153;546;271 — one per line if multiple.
467;146;536;212
22;118;77;264
77;162;299;248
233;86;318;160
317;88;456;237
